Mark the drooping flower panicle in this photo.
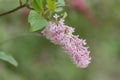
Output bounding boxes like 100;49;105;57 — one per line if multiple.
42;14;91;68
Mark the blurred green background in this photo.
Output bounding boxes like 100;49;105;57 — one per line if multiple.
0;0;120;80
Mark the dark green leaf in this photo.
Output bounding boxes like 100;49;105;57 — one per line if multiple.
32;0;44;14
55;0;65;12
56;0;65;7
46;0;57;12
28;10;48;32
0;52;18;67
55;7;63;12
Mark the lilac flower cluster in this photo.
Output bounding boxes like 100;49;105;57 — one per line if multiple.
42;14;91;68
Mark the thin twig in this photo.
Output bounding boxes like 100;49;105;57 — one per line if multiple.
19;0;22;6
25;0;34;10
0;4;26;16
0;0;33;17
26;5;34;10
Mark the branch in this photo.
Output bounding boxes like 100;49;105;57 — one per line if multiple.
25;0;34;10
0;4;26;16
19;0;22;6
0;0;33;17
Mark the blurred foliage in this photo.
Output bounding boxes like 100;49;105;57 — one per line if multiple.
0;0;120;80
0;52;18;67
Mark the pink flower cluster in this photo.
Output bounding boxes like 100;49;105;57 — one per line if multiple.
42;14;91;68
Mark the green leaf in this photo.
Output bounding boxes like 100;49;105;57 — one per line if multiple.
55;7;63;12
46;0;57;12
0;52;18;67
55;0;65;12
32;0;44;14
28;10;48;32
56;0;65;7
